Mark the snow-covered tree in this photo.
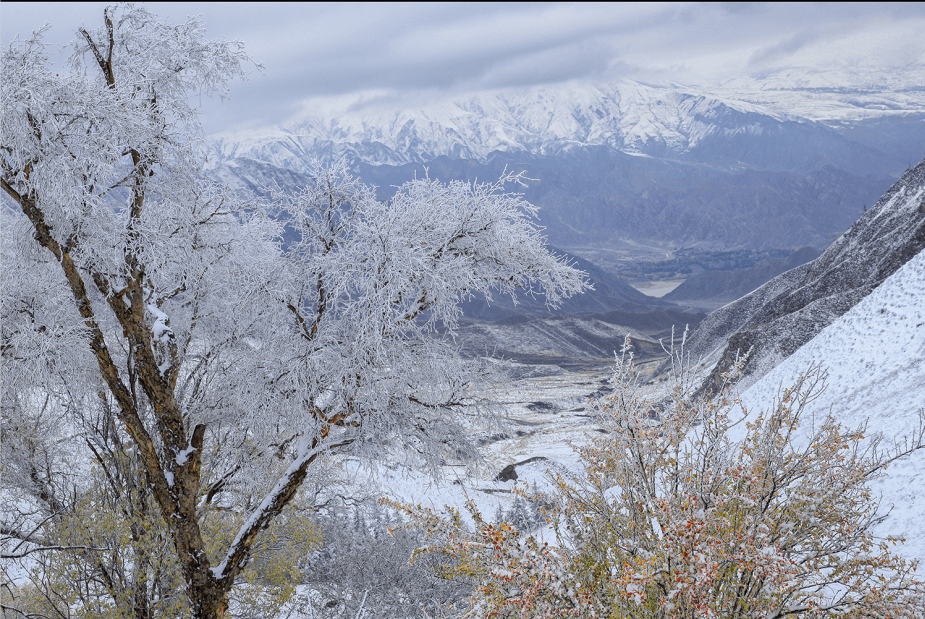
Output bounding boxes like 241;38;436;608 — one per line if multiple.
0;6;586;618
394;344;925;618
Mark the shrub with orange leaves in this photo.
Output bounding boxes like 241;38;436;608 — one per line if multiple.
391;338;925;618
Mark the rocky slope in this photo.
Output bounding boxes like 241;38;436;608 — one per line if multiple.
678;158;925;394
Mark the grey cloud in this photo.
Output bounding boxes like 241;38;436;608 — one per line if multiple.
473;38;619;91
4;2;924;134
719;3;763;15
748;31;818;67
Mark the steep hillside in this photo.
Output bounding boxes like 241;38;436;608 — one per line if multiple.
737;249;925;561
664;246;821;306
679;158;925;394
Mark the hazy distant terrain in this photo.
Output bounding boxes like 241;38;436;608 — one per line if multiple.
208;75;923;370
664;246;822;309
210;77;918;256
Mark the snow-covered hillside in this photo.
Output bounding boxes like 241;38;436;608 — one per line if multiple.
709;63;925;123
680;158;925;394
739;248;925;561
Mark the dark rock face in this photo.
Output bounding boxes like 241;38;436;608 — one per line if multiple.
679;159;925;391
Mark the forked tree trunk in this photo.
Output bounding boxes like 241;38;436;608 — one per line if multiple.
7;185;226;617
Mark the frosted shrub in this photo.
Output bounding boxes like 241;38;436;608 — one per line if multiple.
297;500;470;618
394;342;925;618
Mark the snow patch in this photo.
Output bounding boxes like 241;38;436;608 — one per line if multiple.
147;303;173;343
176;445;196;466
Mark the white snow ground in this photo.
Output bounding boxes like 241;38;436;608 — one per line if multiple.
738;248;925;561
342;368;615;542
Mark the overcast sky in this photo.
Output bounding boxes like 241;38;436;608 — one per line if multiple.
3;2;924;134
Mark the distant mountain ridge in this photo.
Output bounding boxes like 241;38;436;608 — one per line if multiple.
708;64;925;123
216;151;893;250
454;308;706;370
208;75;916;251
208;79;911;177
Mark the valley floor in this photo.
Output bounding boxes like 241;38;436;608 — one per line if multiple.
370;344;925;564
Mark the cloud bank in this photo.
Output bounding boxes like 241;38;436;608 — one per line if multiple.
3;2;924;133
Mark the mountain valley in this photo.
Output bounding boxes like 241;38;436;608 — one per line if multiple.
7;6;925;615
206;72;925;567
208;75;923;373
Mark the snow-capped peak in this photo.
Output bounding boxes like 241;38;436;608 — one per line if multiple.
206;79;786;170
207;67;925;171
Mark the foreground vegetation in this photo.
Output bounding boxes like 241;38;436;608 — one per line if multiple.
3;5;924;619
1;5;583;617
394;343;925;618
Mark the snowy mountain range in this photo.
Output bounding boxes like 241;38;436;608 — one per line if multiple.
207;71;922;251
209;80;788;168
208;71;924;175
709;64;925;123
207;70;925;569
